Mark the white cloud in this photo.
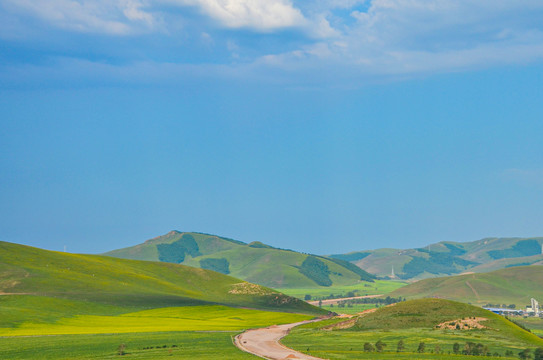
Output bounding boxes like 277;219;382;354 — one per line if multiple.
253;0;543;80
164;0;307;31
2;0;543;86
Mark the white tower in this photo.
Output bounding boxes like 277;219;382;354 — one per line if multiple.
391;265;395;278
532;298;540;316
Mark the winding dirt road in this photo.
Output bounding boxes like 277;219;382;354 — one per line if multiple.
235;319;327;360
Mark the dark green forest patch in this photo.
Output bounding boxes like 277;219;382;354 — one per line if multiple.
199;258;230;274
157;234;201;263
488;239;542;260
299;256;332;286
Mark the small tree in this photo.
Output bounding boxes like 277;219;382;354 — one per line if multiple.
304;294;311;301
453;343;460;354
505;350;514;357
434;344;441;354
318;300;322;307
396;339;405;352
364;342;375;352
417;342;425;353
464;342;476;355
519;348;531;360
118;344;126;356
375;340;386;352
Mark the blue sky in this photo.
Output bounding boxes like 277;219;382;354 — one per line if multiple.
1;0;543;254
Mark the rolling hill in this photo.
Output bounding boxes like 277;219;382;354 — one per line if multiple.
0;240;324;330
284;298;543;359
390;265;543;306
104;231;375;288
331;236;543;280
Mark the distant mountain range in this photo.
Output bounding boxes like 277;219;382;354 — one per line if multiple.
104;231;375;288
390;265;543;307
330;237;543;281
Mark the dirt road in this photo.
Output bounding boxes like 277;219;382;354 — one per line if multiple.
235;319;327;360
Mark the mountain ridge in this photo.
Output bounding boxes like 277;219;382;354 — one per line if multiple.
331;236;543;280
104;231;375;288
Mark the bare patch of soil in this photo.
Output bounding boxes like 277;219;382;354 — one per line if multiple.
435;317;488;330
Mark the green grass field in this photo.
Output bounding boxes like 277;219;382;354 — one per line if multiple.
0;304;312;336
282;299;543;359
0;331;259;359
276;280;407;300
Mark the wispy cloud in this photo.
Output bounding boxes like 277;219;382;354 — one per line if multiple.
1;0;543;86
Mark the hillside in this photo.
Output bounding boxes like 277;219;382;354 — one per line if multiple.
104;231;375;288
352;298;535;331
283;298;543;359
390;265;543;306
331;237;543;280
0;240;323;329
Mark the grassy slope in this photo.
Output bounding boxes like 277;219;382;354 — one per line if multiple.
0;241;320;359
468;254;543;273
283;299;543;360
0;241;323;323
104;231;374;288
390;265;543;306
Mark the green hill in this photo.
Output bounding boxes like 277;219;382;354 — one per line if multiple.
353;299;532;331
331;237;543;280
0;240;323;330
284;299;543;359
390;265;543;306
104;231;375;288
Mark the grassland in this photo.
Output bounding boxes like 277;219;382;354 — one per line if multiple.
0;241;321;359
0;304;312;336
0;298;310;359
390;265;543;306
0;331;259;359
513;317;543;337
283;299;543;359
276;280;407;300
